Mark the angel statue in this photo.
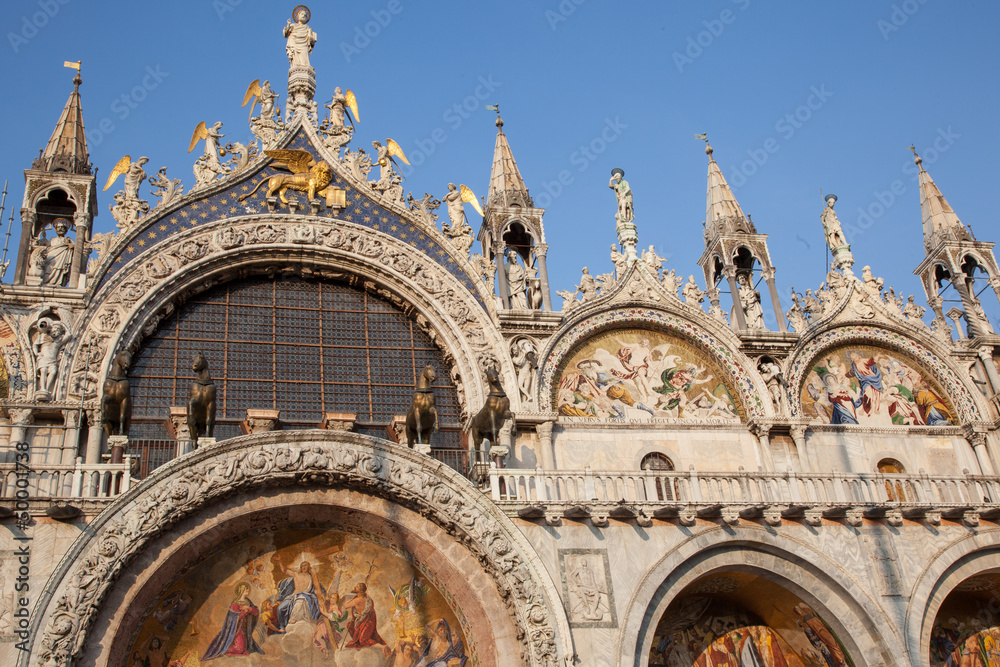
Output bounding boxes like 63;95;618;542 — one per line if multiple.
242;79;279;121
320;87;359;153
244;80;285;150
284;5;317;68
371;139;410;196
238;149;341;209
104;155;150;229
188;121;229;188
441;183;482;256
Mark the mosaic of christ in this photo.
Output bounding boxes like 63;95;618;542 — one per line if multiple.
128;528;469;667
800;345;956;427
555;329;742;421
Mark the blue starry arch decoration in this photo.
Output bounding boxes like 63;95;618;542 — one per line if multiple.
96;128;485;310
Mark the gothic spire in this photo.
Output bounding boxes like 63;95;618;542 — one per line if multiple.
35;66;91;174
487;115;532;209
703;139;754;240
911;147;970;251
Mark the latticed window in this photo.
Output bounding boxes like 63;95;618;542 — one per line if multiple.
128;276;462;450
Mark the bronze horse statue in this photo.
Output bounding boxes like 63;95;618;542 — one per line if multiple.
188;352;216;447
405;364;438;448
101;351;132;438
469;365;513;458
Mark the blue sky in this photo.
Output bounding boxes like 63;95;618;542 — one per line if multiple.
1;0;998;329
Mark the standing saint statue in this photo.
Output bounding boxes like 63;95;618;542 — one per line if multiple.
284;6;317;68
41;219;75;287
737;274;765;330
608;168;633;224
821;194;849;251
505;249;529;309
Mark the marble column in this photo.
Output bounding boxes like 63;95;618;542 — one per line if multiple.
13;208;35;284
535;420;555;469
763;268;788;332
69;211;89;289
84;409;104;465
533;242;552;311
790;425;811;473
60;410;83;465
751;424;775;472
969;432;996;476
978;348;1000;396
7;409;34;461
497;246;511;309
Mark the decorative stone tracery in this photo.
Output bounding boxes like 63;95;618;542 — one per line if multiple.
27;431;571;667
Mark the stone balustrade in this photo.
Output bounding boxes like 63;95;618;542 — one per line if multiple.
0;457;134;500
490;466;1000;527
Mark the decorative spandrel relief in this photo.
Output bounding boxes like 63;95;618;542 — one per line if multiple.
554;328;742;421
799;344;957;427
558;549;617;628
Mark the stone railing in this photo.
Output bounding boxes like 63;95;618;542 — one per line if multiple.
0;457;134;500
490;467;1000;527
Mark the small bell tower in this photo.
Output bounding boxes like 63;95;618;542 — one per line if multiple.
478;113;552;311
911;148;1000;337
14;62;97;289
695;137;787;332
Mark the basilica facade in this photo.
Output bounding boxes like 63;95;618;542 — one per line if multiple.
2;7;1000;667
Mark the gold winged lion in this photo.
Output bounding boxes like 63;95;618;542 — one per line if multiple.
238;148;338;208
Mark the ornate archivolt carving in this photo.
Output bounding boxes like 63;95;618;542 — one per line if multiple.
785;323;983;424
536;306;769;418
30;432;570;667
65;215;510;417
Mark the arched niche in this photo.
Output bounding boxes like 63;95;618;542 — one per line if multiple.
926;570;1000;666
647;570;855;666
616;527;900;667
905;530;1000;666
25;431;571;666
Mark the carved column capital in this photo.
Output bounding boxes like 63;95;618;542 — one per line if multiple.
61;409;83;429
789;424;808;444
533;242;548;258
20;207;36;225
9;408;34;426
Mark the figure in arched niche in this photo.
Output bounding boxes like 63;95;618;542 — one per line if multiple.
736;273;765;330
28;218;75;287
511;338;538;406
31;311;70;402
504;248;536;309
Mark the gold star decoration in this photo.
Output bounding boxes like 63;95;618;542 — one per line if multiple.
148;231;156;239
126;246;135;253
159;224;167;231
137;239;146;247
210;205;219;212
180;211;190;218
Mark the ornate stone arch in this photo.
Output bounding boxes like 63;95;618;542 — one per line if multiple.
61;214;513;416
537;304;770;419
904;528;1000;666
615;525;901;667
24;430;572;666
785;322;985;424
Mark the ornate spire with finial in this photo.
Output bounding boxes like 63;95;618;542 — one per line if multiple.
34;61;90;174
700;133;753;241
910;145;970;251
486;112;532;209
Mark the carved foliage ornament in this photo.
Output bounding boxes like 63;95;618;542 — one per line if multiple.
35;434;565;667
